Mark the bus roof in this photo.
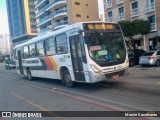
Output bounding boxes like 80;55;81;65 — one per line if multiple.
14;21;116;49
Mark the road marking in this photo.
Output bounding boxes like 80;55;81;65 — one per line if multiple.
21;81;149;111
11;92;49;111
10;92;65;119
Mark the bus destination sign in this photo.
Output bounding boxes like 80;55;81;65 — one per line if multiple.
83;23;115;30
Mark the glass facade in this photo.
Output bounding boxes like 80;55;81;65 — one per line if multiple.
6;0;37;44
19;0;26;34
12;0;20;37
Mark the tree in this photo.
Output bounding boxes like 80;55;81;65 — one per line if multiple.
118;19;151;49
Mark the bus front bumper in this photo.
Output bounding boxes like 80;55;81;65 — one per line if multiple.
88;69;128;83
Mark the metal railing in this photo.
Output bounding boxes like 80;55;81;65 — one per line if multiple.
39;28;48;34
35;0;45;8
130;8;139;17
36;4;50;17
151;23;156;31
145;2;155;13
105;1;112;9
46;0;66;11
118;13;125;21
54;20;68;29
37;15;51;27
116;0;124;5
106;17;113;22
53;9;67;18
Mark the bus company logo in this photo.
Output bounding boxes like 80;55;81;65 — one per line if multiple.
2;112;11;117
102;67;114;71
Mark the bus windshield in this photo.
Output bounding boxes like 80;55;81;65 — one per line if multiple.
84;31;126;66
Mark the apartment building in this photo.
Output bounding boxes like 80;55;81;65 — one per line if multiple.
0;34;10;55
35;0;99;34
104;0;160;51
6;0;37;46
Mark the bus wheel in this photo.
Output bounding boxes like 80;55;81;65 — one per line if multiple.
63;70;74;87
27;69;33;81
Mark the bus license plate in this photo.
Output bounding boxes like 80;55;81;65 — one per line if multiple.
112;75;119;80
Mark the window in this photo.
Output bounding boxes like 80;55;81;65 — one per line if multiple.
119;7;124;14
56;34;68;54
86;4;88;6
148;15;155;23
45;37;56;55
29;44;36;57
131;1;138;9
87;16;89;18
36;41;45;56
76;14;81;17
108;11;112;18
75;2;80;5
23;46;29;58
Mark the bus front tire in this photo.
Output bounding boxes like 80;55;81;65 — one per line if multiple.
63;70;74;87
27;69;33;81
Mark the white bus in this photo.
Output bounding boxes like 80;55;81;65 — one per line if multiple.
14;22;129;87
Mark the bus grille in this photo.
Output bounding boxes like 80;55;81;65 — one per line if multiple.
105;70;125;78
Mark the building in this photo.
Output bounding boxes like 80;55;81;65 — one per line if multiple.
100;14;105;22
0;34;10;55
35;0;99;34
104;0;160;51
6;0;37;46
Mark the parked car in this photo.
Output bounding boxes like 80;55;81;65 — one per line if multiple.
128;49;146;67
139;50;160;67
5;60;16;70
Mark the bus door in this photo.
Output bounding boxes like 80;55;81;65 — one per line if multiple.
17;50;24;75
69;35;85;81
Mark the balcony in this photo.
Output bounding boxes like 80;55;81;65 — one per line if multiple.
116;0;124;5
106;17;114;22
36;4;50;18
54;20;68;30
37;15;51;27
130;8;139;17
105;1;112;9
118;13;125;21
151;23;156;31
35;0;45;9
52;9;67;20
39;28;48;34
145;3;155;14
45;0;66;12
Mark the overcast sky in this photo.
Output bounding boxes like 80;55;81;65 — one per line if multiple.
0;0;104;35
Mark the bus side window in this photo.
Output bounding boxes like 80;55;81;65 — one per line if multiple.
29;44;36;57
36;41;45;56
56;34;68;54
44;37;56;55
23;46;29;59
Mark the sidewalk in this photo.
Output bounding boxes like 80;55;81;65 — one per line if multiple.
128;66;160;78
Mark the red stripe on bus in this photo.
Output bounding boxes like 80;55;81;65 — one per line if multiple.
44;57;54;70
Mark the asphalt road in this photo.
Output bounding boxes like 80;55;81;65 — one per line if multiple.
0;65;160;120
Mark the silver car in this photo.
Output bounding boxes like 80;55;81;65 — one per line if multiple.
139;51;160;67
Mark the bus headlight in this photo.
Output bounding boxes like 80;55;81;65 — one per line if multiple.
90;64;101;73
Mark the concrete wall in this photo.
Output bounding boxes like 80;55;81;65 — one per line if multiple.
67;0;99;24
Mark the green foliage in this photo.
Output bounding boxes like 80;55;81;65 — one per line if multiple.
118;19;151;38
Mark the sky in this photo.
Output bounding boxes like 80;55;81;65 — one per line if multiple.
0;0;104;35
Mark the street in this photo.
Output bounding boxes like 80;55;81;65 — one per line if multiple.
0;65;160;120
